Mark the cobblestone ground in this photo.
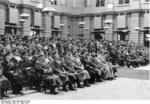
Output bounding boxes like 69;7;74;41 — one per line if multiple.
3;65;150;100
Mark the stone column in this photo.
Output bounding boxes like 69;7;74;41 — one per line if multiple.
42;12;52;37
0;3;5;35
129;12;139;43
113;15;118;41
139;12;144;44
61;16;68;38
77;18;83;38
72;17;78;38
84;17;91;39
105;15;113;41
21;8;31;36
90;17;95;40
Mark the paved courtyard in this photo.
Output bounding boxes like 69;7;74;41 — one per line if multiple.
2;65;150;100
6;78;150;100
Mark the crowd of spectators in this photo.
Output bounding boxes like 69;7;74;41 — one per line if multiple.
0;34;149;99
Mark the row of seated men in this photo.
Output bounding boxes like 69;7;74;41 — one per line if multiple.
97;40;149;68
0;35;117;99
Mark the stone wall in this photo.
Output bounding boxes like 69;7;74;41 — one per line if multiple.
0;3;5;35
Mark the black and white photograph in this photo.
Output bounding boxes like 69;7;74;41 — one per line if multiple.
0;0;150;103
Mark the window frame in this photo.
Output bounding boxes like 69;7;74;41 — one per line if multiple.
118;0;130;5
96;0;105;7
145;0;150;2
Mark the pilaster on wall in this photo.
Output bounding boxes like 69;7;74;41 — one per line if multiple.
72;17;78;38
113;33;118;41
105;29;113;41
139;12;144;44
130;30;139;43
113;15;118;41
84;17;90;39
0;3;5;35
42;13;52;37
68;17;72;37
139;31;144;44
105;15;113;41
61;16;69;38
17;28;21;35
77;18;83;37
90;17;94;40
129;12;139;43
22;8;31;36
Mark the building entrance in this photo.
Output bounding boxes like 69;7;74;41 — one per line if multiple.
5;27;17;35
144;30;150;47
117;31;128;41
94;32;104;40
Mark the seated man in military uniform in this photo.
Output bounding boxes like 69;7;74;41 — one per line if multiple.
95;52;115;80
80;52;103;84
0;62;10;99
71;52;91;87
50;53;70;92
3;57;24;95
60;56;77;91
64;53;85;88
35;53;62;94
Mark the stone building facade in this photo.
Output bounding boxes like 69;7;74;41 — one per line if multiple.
0;0;149;45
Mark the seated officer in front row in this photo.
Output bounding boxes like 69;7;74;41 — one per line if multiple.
35;54;62;94
51;53;73;92
0;62;10;99
71;52;91;87
2;58;23;95
80;52;103;84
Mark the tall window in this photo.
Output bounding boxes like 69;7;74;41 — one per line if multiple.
145;0;150;2
96;0;105;7
124;0;129;4
49;0;57;5
85;0;88;7
100;0;105;6
119;0;123;4
119;0;129;4
54;0;57;5
96;0;100;7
